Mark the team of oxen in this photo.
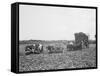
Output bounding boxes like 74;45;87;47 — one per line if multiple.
25;43;43;55
25;43;64;55
25;32;89;55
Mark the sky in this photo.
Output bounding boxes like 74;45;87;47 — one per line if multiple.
19;5;96;40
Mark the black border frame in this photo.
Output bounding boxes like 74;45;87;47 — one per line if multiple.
11;2;98;74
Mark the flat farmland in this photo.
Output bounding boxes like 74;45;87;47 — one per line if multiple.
19;42;96;72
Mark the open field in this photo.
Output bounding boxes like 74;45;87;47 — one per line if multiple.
19;41;96;72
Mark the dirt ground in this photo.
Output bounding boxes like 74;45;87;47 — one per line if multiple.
19;44;96;72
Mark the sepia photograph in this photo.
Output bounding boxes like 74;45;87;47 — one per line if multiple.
18;3;97;72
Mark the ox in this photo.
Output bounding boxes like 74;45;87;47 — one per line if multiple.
67;43;82;51
46;45;63;53
25;45;34;55
33;43;43;54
